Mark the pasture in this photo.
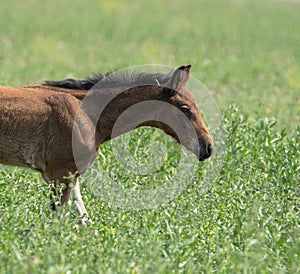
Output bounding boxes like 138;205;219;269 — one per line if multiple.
0;0;299;273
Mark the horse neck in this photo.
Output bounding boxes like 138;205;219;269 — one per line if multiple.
95;85;165;144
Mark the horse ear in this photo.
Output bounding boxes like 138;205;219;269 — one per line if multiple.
166;65;191;95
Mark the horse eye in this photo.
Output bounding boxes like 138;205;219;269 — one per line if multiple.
180;106;190;114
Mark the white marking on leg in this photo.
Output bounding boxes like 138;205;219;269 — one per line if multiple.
72;180;88;217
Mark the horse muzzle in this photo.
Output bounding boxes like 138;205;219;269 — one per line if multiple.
192;136;214;161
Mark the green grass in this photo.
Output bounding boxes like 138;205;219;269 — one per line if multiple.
0;0;299;273
0;109;299;273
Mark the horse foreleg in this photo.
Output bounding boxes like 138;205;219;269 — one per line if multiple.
71;180;88;216
49;182;72;211
48;177;89;226
71;179;89;226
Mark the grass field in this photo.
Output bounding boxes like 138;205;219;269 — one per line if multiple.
0;0;299;273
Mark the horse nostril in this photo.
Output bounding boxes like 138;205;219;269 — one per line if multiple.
206;143;213;156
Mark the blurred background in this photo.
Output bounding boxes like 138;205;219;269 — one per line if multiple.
0;0;299;131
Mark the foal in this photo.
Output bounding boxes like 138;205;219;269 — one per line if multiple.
0;65;213;223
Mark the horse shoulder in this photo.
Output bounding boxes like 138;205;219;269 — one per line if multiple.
43;92;97;179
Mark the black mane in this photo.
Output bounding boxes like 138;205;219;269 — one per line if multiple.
44;70;172;90
44;74;104;90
